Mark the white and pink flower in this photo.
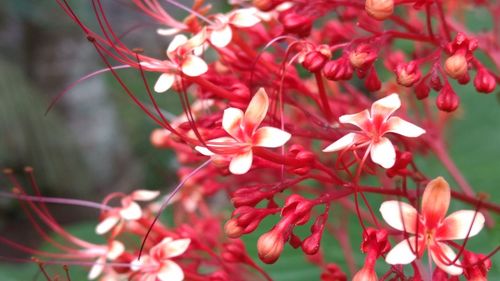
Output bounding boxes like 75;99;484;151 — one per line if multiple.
380;177;485;275
323;93;425;168
195;88;291;175
208;8;261;48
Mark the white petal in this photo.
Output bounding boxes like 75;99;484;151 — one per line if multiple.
322;133;357;152
252;127;291;148
162;238;191;258
437;210;485;240
195;146;215;156
157;260;185;281
380;200;419;234
339;110;370;130
88;257;105;280
430;242;463;276
181;55;208;77
371;93;401;121
222;107;244;140
386;117;425;137
385;237;418;265
107;241;125;260
157;28;181;36
370;137;396;168
243;88;269;135
131;190;160;201
210;25;233;48
96;216;120;235
230;9;261;27
167;35;188;56
154;73;175;93
229;150;253;175
119;201;142;220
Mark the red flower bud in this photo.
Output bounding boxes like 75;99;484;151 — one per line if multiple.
257;229;285;263
436;85;460;112
365;0;394;20
444;53;468;79
224;218;244;238
463;251;492;281
253;0;283;11
365;67;382;92
222;240;247;263
415;80;430;100
279;10;313;37
474;68;496;94
458;72;470;85
396;61;421;87
323;58;353;81
352;266;378;281
349;44;378;70
430;70;443;91
361;228;390;255
302;51;329;73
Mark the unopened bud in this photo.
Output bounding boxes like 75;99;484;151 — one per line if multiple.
352;265;378;281
415;80;430;100
444;53;468;79
323;58;353;81
365;0;394;20
474;68;496;94
302;51;329;73
349;44;377;69
436;85;460;112
279;10;313;37
224;219;244;238
396;61;421;87
257;229;284;264
365;67;382;92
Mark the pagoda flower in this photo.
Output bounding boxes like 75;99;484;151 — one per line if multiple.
87;240;125;280
131;238;191;281
153;30;208;93
380;177;485;275
96;190;160;235
208;8;261;48
322;93;425;168
195;88;291;175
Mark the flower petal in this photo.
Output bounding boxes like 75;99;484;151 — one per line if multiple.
437;210;485;240
96;215;120;235
385;237;418;265
371;93;401;121
370;137;396;168
385;116;425;137
131;190;160;201
322;133;360;152
210;25;233;48
195;146;215;156
154;73;175;93
252;127;291;148
380;200;420;234
230;8;261;27
430;242;463;276
107;241;125;260
88;257;105;280
157;28;181;36
157;260;185;281
222;107;244;140
167;34;188;58
181;55;208;77
339;109;370;130
422;177;450;229
243;88;269;135
163;238;191;258
229;150;253;175
119;201;142;220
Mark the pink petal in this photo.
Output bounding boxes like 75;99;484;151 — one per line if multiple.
107;241;125;260
181;55;208;77
88;257;105;280
195;146;215;156
230;8;261;27
229;150;253;175
96;215;120;235
380;200;420;234
157;28;181;36
157;260;185;281
385;237;418;265
185;29;207;50
370;137;396;168
370;93;401;121
131;190;160;201
154;73;175;93
339;109;370;130
421;177;450;229
163;238;191;258
209;25;233;48
167;34;188;59
430;242;463;276
243;88;269;135
385;116;425;137
322;133;358;152
252;126;291;148
119;201;142;220
437;210;485;240
222;107;244;140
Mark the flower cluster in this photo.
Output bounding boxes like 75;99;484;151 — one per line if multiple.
1;0;499;280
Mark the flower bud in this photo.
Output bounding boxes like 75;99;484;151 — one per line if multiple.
436;85;460;112
302;51;329;73
396;61;421;87
365;67;382;92
253;0;283;12
365;0;394;20
458;72;470;85
430;70;443;91
323;58;353;81
474;68;496;94
257;229;285;263
150;129;170;148
463;251;492;281
444;53;468;79
222;240;247;263
302;231;322;255
224;219;244;238
349;44;377;69
279;10;313;37
352;266;378;281
415;80;430;100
